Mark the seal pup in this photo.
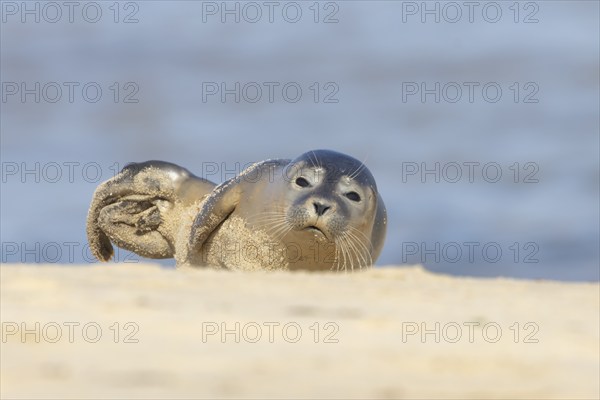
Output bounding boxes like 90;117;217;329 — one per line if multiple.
87;150;387;271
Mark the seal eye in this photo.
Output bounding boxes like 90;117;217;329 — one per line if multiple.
295;177;310;188
345;191;361;202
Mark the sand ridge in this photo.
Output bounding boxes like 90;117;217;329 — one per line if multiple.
1;264;598;399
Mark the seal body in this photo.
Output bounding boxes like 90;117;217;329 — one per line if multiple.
87;150;387;271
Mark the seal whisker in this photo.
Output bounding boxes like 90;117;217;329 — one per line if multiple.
346;227;372;255
345;229;373;267
267;220;293;242
259;219;289;233
249;216;288;224
247;211;287;218
311;150;322;169
268;222;289;238
247;212;290;242
258;220;288;231
332;239;342;271
343;231;368;270
274;226;293;243
248;218;288;233
246;211;288;224
340;231;365;270
344;235;357;272
331;247;339;271
346;232;366;271
259;224;291;247
338;244;346;272
348;163;365;180
332;238;341;271
349;153;369;180
306;151;318;170
250;213;287;217
337;236;352;273
339;234;355;271
347;226;374;253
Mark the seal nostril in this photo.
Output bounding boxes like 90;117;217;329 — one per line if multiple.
313;202;331;216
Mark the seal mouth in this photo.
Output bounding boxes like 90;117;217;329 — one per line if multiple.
304;225;328;240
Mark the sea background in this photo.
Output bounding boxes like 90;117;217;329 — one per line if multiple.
1;1;598;281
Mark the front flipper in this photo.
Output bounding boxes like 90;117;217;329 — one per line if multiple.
176;159;284;266
87;161;215;262
175;177;242;266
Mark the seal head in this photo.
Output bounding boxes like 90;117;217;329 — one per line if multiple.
277;150;386;270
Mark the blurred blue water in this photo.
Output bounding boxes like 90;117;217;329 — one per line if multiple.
1;1;598;280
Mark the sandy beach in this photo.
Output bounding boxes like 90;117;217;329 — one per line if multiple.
1;263;598;399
